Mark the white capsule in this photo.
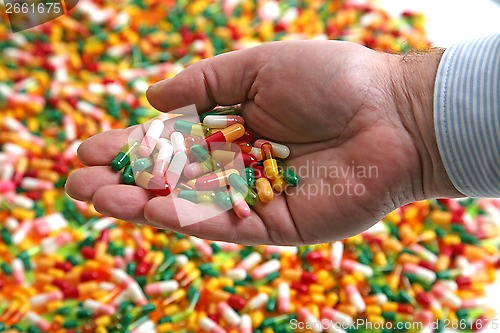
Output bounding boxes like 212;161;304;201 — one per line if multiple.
139;119;165;156
12;258;25;284
251;259;280;280
254;139;290;158
238;314;252;333
226;268;247;281
246;292;269;311
249;147;263;160
199;317;226;333
330;242;344;272
345;284;366;312
170;131;186;154
153;138;174;177
166;151;188;188
404;263;436;283
277;282;291;313
144;280;180;295
5;217;19;231
217;301;241;327
236;252;262;270
321;307;353;326
341;259;373;277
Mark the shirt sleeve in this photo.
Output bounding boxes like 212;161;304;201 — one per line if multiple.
434;34;500;198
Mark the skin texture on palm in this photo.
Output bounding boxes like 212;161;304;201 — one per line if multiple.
65;40;462;246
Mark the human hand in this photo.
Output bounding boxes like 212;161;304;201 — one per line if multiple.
66;40;461;245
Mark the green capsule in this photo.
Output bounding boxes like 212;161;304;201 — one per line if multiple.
174;120;208;136
126;262;136;276
178;190;215;204
56;306;72;316
63;320;78;328
77;308;93;319
244;167;255;187
121;165;135;185
132;157;152;172
27;326;41;333
111;141;139;171
283;168;300;186
228;173;258;205
190;144;221;170
265;296;277;313
214;191;233;210
210;242;221;253
1;262;12;275
121;312;133;326
1;228;12;245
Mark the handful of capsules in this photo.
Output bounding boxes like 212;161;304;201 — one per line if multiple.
110;106;299;219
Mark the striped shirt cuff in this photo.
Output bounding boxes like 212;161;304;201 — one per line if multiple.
434;34;500;198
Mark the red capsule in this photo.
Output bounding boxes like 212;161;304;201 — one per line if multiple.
135;262;152;276
227;295;246;310
134;248;147;262
305;251;327;264
290;282;308;293
63;286;79;298
54;262;72;272
416;291;432;308
81;246;96;259
81;270;99;282
301;272;318;284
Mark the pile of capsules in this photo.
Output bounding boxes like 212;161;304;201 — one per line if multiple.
1;0;499;332
110;106;299;218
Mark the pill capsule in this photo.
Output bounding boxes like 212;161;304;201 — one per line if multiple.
341;259;373;277
345;283;366;313
24;311;50;331
174;120;209;136
271;175;287;192
232;192;251;218
330;242;344;272
111;141;139;171
178;190;215;204
132;157;152;172
153;138;173;177
191;144;221;170
122;165;135;184
170;131;186;154
203;115;245;128
236;252;262;270
404;263;436;283
199;317;226;333
321;307;354;326
214;191;233;210
83;299;116;316
184;162;211;179
211;150;257;167
205;124;245;144
33;213;67;236
228;173;258;205
298;307;322;333
144;280;179;295
249;147;263;160
261;143;279;180
20;177;54;191
244;167;255;187
277;282;291;313
166;151;188;188
283;167;300;187
246;293;269;311
432;282;462;308
238;314;252;333
139;119;164;156
217;301;241;327
235;141;252;153
254;139;290;158
251;259;280;280
195;169;239;191
255;177;273;203
135;171;170;196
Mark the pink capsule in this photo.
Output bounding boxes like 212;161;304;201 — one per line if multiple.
432;282;462;308
152;138;173;177
232;193;251;219
11;258;25;284
76;100;104;120
83;299;116;316
166;151;188;188
217;301;241;327
63;114;77;141
404;263;436;283
199;317;227;333
297;307;322;333
144;280;179;296
63;140;82;160
20;177;54;191
345;284;366;313
250;259;280;280
246;293;269;311
12;220;32;245
189;236;213;259
183;162;211;179
41;231;73;254
139;119;165;157
341;259;373;277
277;282;290;313
23;311;50;331
236;252;262;270
30;291;63;307
321;307;354;326
238;314;252;333
33;213;68;236
170;131;187;154
0;180;15;192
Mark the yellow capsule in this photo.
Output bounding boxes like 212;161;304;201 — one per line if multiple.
366;305;382;316
95;315;112;326
308;304;320;319
256;177;273;203
385;211;401;224
46;300;64;312
94;326;108;333
325;292;339;308
309;284;325;294
163;304;180;316
336;304;357;318
443;234;461;246
430;210;452;225
310;293;326;304
250;311;264;328
271;175;287;192
368;315;385;324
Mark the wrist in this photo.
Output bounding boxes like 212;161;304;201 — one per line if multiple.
391;49;463;199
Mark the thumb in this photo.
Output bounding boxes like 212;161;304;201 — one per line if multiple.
146;45;269;113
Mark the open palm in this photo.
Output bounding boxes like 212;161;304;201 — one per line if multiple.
66;40;452;245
